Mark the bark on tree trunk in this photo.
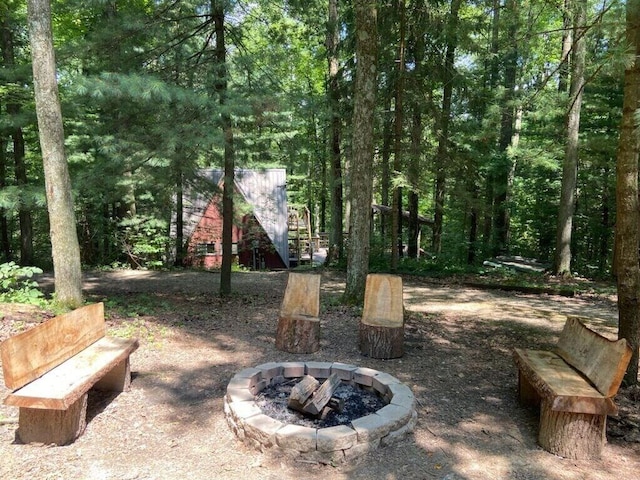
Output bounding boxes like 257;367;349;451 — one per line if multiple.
615;0;640;386
344;0;377;305
27;0;83;307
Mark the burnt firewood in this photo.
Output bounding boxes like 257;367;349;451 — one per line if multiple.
288;375;320;412
288;373;342;417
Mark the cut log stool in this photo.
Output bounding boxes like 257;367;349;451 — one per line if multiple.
275;273;321;353
359;274;404;359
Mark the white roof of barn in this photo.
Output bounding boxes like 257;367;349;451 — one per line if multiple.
181;168;289;267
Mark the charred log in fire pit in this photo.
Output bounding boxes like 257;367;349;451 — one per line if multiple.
288;374;342;417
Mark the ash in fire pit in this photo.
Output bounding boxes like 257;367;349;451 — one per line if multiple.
255;377;386;428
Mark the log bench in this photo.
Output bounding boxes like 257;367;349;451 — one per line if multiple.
275;272;321;354
513;316;632;459
359;273;404;359
1;302;139;445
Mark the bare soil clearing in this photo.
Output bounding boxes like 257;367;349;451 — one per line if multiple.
1;270;638;480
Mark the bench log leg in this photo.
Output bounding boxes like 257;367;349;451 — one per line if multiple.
94;357;132;392
17;394;88;446
538;400;605;460
517;370;540;407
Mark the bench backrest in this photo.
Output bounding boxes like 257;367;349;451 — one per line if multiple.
279;273;320;319
556;316;632;397
1;303;105;391
362;274;404;327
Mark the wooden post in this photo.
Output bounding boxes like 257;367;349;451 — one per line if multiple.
359;274;404;359
275;273;321;353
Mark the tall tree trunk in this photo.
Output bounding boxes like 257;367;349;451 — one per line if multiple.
492;0;518;256
467;183;479;264
558;0;572;94
482;0;501;252
432;0;463;255
380;90;393;243
27;0;83;307
408;108;421;259
14;126;33;266
407;0;426;260
174;164;184;267
554;0;586;277
2;14;34;265
615;0;640;386
212;2;235;296
327;0;343;262
344;0;377;305
391;0;406;271
0;135;9;261
599;167;610;272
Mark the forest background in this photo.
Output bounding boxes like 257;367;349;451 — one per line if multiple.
1;1;639;366
1;0;629;277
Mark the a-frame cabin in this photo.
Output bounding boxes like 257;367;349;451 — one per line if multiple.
175;169;289;270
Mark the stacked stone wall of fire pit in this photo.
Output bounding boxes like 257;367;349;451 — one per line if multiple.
224;361;417;464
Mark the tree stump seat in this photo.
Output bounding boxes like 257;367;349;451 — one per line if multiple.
1;303;139;445
513;316;632;459
359;274;404;359
275;273;321;353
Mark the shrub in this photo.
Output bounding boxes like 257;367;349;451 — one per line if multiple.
0;262;45;304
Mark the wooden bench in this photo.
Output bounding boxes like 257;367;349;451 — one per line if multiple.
359;274;404;359
1;303;139;445
513;316;631;459
275;273;321;353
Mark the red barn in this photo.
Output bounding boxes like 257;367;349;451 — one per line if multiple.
175;169;289;270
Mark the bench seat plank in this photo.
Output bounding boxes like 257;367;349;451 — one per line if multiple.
4;336;139;410
513;348;617;415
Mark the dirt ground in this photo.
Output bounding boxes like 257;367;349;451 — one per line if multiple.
1;269;639;480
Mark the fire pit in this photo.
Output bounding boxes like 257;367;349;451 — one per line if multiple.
224;361;417;463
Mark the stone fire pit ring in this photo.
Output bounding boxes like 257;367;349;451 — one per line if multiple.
224;361;417;464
